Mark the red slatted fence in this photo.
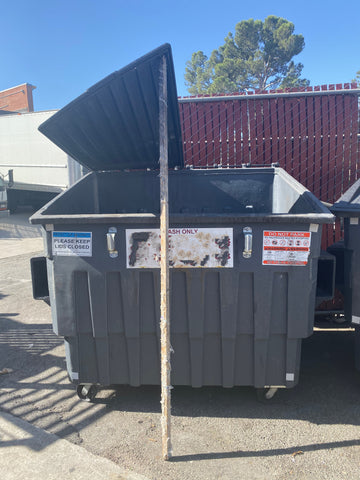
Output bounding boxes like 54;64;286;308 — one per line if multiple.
179;84;360;250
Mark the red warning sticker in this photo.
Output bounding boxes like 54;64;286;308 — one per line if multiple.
262;231;311;266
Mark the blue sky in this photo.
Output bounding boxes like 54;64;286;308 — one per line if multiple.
1;0;359;111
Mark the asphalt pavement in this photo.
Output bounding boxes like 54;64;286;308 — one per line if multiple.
0;209;150;480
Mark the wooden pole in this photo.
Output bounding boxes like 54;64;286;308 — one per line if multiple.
159;54;171;460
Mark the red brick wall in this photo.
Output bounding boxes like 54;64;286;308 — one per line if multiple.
0;84;36;113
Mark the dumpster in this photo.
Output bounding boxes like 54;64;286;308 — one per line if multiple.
30;44;334;399
331;179;360;368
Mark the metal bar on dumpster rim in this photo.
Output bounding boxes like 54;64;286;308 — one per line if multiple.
159;54;172;461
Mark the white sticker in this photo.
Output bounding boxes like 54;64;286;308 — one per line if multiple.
309;223;319;232
352;316;360;325
262;231;311;266
350;218;359;225
71;372;79;380
286;373;295;381
126;228;233;269
52;231;92;257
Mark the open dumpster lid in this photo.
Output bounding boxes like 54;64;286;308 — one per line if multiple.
38;44;184;171
331;178;360;217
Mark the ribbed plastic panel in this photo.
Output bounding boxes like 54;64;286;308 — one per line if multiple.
59;266;313;388
38;44;183;171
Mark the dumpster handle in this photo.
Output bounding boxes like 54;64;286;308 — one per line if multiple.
243;227;252;258
107;227;118;258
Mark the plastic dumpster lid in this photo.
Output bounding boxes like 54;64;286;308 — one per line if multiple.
331;178;360;217
38;44;184;171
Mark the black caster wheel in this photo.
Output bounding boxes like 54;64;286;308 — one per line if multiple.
77;384;98;402
256;387;278;403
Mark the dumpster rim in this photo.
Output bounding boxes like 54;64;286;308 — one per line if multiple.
30;211;335;225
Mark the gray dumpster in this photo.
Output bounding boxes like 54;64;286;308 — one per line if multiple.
331;179;360;368
331;180;360;324
30;44;334;398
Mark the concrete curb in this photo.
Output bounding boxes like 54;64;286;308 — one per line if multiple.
0;411;150;480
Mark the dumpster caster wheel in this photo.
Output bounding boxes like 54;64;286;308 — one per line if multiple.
77;384;97;402
256;387;278;402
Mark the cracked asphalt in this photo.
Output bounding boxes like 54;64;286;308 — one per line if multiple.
1;210;360;479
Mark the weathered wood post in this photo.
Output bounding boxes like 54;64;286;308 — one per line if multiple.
159;53;172;460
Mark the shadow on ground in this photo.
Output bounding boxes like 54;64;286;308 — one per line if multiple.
1;308;360;461
0;316;109;451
